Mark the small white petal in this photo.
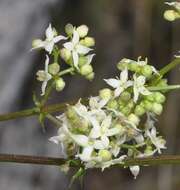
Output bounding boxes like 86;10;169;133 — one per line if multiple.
106;128;120;136
89;127;101;139
78;146;93;162
72;30;80;45
53;35;67;43
45;41;54;54
130;165;140;179
120;68;128;83
87;54;96;65
76;44;92;55
41;81;48;96
104;78;119;88
71;134;89;147
72;51;79;68
49;136;60;144
63;42;74;51
94;140;106;149
46;24;54;40
133;86;139;102
101;135;109;148
114;87;123;97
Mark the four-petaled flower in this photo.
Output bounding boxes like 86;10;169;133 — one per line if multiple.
36;55;52;96
146;126;166;154
104;68;133;97
133;74;151;102
63;29;92;69
32;23;67;54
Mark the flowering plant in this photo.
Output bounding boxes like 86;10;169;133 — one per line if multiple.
0;1;180;187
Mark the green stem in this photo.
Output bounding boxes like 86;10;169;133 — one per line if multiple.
148;85;180;91
1;154;180;167
46;114;61;127
40;67;74;106
150;58;180;84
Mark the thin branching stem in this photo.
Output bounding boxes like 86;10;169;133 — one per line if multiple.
1;154;180;167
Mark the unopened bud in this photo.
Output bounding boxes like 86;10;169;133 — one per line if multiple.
65;23;74;36
77;25;89;38
152;103;163;115
107;99;118;110
128;114;140;125
85;72;95;81
98;150;112;161
83;37;95;47
80;64;93;76
134;105;145;116
48;63;60;75
60;48;71;62
119;91;131;102
79;56;88;67
141;65;153;78
164;10;177;21
55;78;65;91
142;100;152;111
154;92;166;104
99;88;112;100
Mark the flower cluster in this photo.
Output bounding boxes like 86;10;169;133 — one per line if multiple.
32;23;95;95
50;57;167;178
164;1;180;21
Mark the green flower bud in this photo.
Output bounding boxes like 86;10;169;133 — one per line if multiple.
141;100;153;111
157;79;168;93
128;114;140;125
154;92;166;104
66;106;77;120
65;23;74;36
121;107;131;116
145;146;153;154
152;103;163;115
99;88;112;100
107;99;118;110
48;63;60;75
129;63;139;72
134;105;145;116
83;37;95;47
117;62;128;71
114;123;125;135
127;100;134;109
145;94;155;102
60;48;71;62
85;72;95;81
80;64;93;76
119;91;131;102
55;78;65;91
77;25;89;38
164;10;178;21
98;150;112;161
141;65;153;78
79;56;88;67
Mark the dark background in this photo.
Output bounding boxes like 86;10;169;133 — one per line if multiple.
0;0;180;189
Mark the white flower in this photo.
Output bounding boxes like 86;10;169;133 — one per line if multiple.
89;115;120;149
104;68;133;97
32;23;67;54
146;127;166;154
36;55;52;96
137;57;159;74
129;165;140;179
63;30;92;69
133;74;151;102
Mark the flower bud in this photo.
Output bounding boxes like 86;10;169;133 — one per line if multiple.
65;23;74;36
77;25;89;38
164;10;177;21
80;64;93;76
117;62;128;71
55;78;65;92
121;107;131;116
129;63;139;72
145;94;155;102
32;39;42;48
99;88;112;101
128;114;140;125
85;72;95;81
144;146;153;155
141;100;152;111
114;123;125;135
83;37;95;47
36;71;46;81
119;91;131;102
141;65;153;78
134;105;145;116
60;48;71;62
154;92;166;104
79;56;88;67
152;103;163;115
107;99;118;110
98;150;112;161
48;63;60;75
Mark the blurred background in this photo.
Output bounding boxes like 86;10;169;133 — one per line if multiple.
0;0;179;189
